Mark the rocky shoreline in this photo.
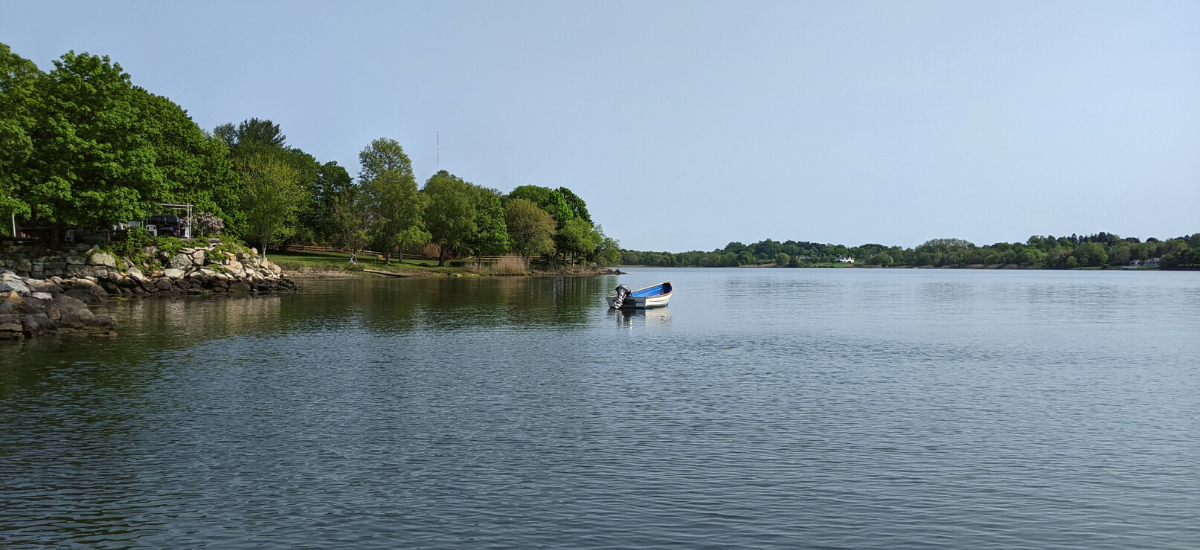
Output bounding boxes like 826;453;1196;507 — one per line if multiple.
1;241;296;342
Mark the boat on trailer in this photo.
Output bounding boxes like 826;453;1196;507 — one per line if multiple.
607;282;672;309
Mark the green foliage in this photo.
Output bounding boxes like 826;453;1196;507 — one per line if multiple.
214;118;286;150
234;150;307;255
557;218;599;263
0;43;622;266
1;43;244;239
591;225;621;266
423;171;477;265
623;232;1199;270
360;138;425;262
0;43;38;223
556;187;591;223
508;185;574;226
112;227;155;259
156;236;184;257
775;253;790;267
504;198;556;258
468;186;509;257
208;236;248;260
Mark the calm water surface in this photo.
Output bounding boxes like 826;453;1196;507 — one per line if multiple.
2;269;1198;548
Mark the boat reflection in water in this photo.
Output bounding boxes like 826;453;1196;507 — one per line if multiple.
609;306;672;327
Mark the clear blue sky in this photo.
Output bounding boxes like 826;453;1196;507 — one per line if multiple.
2;0;1197;251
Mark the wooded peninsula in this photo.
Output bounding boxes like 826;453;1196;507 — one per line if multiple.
0;44;619;270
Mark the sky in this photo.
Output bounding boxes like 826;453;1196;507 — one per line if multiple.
1;0;1197;251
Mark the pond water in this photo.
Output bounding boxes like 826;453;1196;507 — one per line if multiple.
2;269;1198;549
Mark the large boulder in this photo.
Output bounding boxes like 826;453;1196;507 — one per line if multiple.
154;278;173;291
169;254;192;270
128;267;145;281
164;268;184;279
65;255;85;265
191;250;206;265
48;294;87;319
63;279;108;303
88;251;117;267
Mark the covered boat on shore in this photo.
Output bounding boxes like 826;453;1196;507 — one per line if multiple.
607;282;672;309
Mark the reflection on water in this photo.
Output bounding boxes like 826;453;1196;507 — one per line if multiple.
610;306;673;328
2;270;1199;549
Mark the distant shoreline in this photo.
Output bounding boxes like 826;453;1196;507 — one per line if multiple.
615;264;1179;271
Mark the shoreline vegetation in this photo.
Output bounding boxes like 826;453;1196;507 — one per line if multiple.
271;250;620;278
621;233;1200;271
0;43;621;278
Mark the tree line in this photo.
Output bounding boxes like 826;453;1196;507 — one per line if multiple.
0;43;619;266
622;232;1200;270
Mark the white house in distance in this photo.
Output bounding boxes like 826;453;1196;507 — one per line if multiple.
1145;258;1161;267
836;256;855;264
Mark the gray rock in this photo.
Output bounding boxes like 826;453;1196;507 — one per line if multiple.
65;255;85;265
0;300;14;313
15;258;32;272
64;289;103;304
88;251;117;267
128;267;145;281
164;268;184;279
155;278;173;291
170;254;192;270
0;280;30;296
49;294;87;314
227;260;243;272
191;250;206;265
32;292;52;301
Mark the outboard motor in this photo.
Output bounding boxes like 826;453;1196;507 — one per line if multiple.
613;284;631;308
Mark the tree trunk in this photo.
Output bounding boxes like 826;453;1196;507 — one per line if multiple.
262;239;268;259
386;252;391;265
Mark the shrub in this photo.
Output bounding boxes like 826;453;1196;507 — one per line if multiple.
157;236;184;257
112;227;154;259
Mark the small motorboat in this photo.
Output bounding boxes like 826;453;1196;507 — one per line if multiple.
607;282;672;309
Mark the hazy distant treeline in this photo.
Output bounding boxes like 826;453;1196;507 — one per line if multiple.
622;233;1200;269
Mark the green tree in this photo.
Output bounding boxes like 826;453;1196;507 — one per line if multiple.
508;185;573;225
20;50;167;237
775;252;791;267
423;170;477;266
329;186;369;254
214;117;287;151
467;185;509;257
359;138;425;263
557;218;599;264
557;186;591;223
591;225;621;266
234;151;306;258
504;198;556;259
0;43;40;230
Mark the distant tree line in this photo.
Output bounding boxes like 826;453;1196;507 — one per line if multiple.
0;43;619;266
622;232;1200;270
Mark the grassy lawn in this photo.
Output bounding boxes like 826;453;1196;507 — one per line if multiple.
266;250;462;274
